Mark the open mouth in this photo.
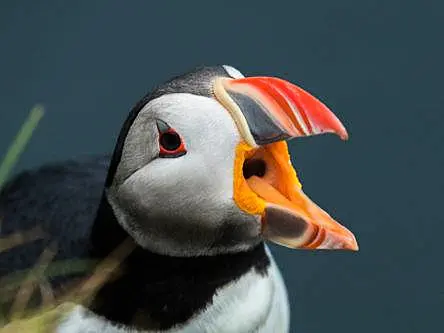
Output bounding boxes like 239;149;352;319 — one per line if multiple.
213;73;358;251
234;141;358;251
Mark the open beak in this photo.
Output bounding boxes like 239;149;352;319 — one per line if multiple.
214;76;358;251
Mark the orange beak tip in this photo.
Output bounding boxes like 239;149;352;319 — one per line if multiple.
344;237;359;252
322;225;359;251
333;232;359;251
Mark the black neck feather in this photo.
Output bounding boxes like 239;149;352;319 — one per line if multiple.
89;196;270;330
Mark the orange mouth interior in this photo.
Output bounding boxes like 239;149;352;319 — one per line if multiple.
233;141;302;218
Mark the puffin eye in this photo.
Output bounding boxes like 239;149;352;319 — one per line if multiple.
160;132;181;151
156;119;187;158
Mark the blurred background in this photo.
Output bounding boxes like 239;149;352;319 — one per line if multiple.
0;0;442;332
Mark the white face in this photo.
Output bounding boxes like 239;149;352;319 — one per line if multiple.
107;93;262;256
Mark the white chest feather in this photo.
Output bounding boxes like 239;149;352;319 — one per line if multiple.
56;252;289;333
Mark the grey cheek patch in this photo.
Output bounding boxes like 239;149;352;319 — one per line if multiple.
112;118;159;186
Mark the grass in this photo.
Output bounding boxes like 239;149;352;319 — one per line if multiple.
0;106;136;332
0;105;45;191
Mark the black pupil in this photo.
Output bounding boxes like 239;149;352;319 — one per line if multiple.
160;132;181;151
243;159;267;179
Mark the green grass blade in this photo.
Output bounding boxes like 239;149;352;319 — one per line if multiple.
0;105;45;190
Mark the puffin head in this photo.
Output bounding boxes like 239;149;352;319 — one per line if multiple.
102;65;358;257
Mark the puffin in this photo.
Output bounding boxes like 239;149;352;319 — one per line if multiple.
0;65;358;333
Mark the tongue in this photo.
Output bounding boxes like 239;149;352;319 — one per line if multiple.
247;176;310;220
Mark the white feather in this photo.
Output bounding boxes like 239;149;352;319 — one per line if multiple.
222;65;245;79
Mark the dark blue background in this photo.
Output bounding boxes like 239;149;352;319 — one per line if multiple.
1;1;442;332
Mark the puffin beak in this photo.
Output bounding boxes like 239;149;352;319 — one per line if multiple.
214;76;358;251
213;76;349;146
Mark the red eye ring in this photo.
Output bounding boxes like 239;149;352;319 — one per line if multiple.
156;120;187;158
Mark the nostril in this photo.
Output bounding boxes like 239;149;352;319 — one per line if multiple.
243;159;267;179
